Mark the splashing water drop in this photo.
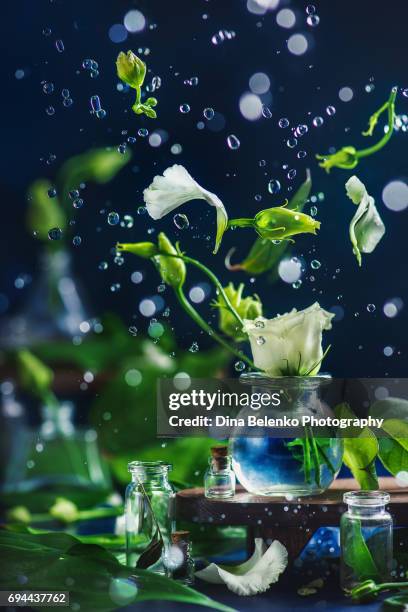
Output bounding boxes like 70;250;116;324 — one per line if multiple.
203;107;215;120
367;303;376;313
227;134;240;150
313;116;324;127
262;105;272;119
311;259;321;269
47;188;57;198
107;212;120;226
173;213;189;229
307;14;320;26
48;227;63;240
278;117;290;128
326;105;336;116
234;361;246;372
72;236;82;246
98;261;108;270
138;128;149;137
179;103;190;113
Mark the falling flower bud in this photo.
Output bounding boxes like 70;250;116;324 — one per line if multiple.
116;50;146;89
155;232;186;289
213;283;262;341
49;497;79;523
316;146;358;173
116;241;158;259
16;350;53;399
253;206;320;241
6;505;32;524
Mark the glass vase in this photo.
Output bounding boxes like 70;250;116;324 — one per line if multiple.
340;491;393;591
230;373;343;496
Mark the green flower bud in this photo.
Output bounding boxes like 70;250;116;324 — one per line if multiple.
254;206;320;241
145;97;158;107
116;51;146;89
116;242;158;259
316;146;358;173
6;505;31;524
49;497;79;523
213;283;262;341
16;350;53;399
155;233;186;289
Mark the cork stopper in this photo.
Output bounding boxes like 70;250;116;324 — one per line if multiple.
171;530;190;544
210;445;228;458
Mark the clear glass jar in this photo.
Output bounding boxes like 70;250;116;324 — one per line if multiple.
204;446;235;499
125;461;175;573
163;531;195;584
230;373;343;496
340;491;393;591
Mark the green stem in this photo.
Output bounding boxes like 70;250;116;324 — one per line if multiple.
307;427;322;488
227;218;255;229
357;88;397;159
303;429;312;484
175;287;258;370
161;251;244;328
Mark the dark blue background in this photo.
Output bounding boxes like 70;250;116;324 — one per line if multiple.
1;0;408;377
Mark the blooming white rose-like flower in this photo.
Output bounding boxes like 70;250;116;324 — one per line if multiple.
143;164;228;253
195;538;287;596
345;175;386;267
243;302;334;376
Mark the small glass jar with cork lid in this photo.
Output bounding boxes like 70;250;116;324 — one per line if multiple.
163;530;195;584
204;445;236;499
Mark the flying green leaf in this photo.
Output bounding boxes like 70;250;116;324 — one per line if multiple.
336;403;379;489
227;169;312;275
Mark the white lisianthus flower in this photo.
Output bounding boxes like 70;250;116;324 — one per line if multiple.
143;164;228;253
195;538;287;596
345;175;385;267
243;302;334;376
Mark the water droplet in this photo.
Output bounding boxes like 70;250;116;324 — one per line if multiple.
55;39;65;52
46;105;55;116
311;259;321;269
48;227;63;240
118;143;127;155
96;109;106;119
259;159;266;167
137;206;147;215
179;103;190;113
61;88;70;98
256;336;266;345
268;179;281;194
367;303;376;313
403;89;408;98
107;212;120;226
152;75;162;90
296;124;308;136
42;82;54;94
306;4;316;14
123;214;134;228
255;320;265;328
72;235;82;246
189;341;199;353
98;261;108;270
63;97;73;107
69;190;80;200
42;27;52;36
138;128;149;137
287;169;297;179
310;205;318;216
262;105;272;119
173;213;189;229
306;14;320;26
73;198;84;209
227;134;240;150
114;254;125;266
211;29;235;45
129;326;138;336
287;137;298;148
90;95;102;112
234;361;246;372
326;105;336;116
313;116;324;127
297;150;307;159
203;107;215;120
47;188;57;198
278;117;290;128
292;280;302;289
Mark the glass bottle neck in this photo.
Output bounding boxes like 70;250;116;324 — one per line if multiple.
209;456;231;472
347;505;387;517
131;471;170;488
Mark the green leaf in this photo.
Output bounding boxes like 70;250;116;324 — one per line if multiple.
336;403;379;489
0;529;234;612
370;397;408;422
342;519;379;581
229;169;312;276
136;527;164;570
378;424;408;477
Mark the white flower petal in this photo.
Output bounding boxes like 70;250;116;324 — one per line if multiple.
196;539;287;596
143;164;228;253
243;303;334;376
346;175;367;205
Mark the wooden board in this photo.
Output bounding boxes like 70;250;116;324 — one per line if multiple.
177;477;408;529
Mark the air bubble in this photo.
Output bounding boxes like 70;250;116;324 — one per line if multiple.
256;336;266;346
43;82;54;94
262;105;272;119
203;107;214;120
313;116;324;127
72;236;82;246
55;39;65;52
138;128;149;137
179;103;190;113
306;14;320;26
48;227;63;240
278;117;290;128
48;188;57;198
234;361;246;372
189;342;199;353
326;105;336;116
99;261;108;270
367;303;376;313
73;198;84;209
292;280;302;289
287;137;298;148
311;259;321;269
90;95;102;112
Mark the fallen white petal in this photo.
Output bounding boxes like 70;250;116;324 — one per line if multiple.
195;539;288;596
